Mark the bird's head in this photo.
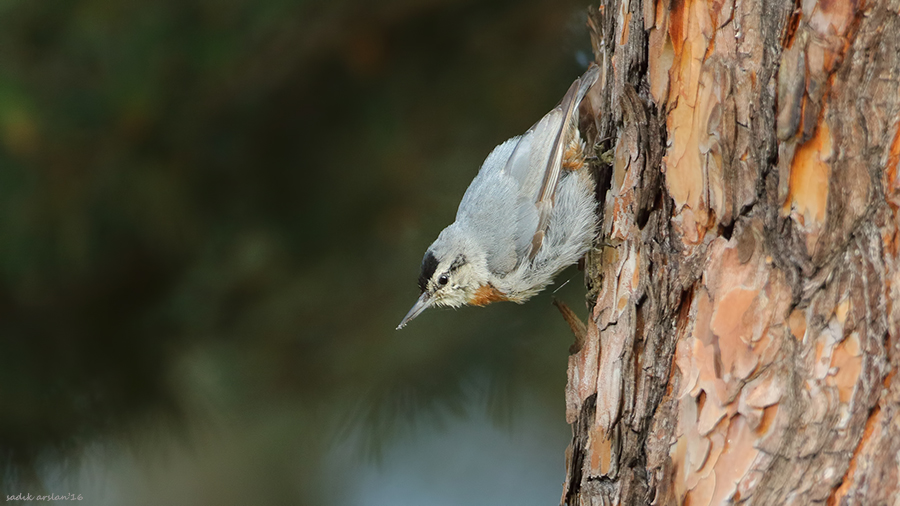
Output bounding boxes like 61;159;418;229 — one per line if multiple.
397;227;500;329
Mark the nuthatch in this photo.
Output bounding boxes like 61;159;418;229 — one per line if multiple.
397;66;600;329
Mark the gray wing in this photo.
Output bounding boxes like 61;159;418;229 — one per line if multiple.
454;138;522;274
503;65;600;261
454;66;600;273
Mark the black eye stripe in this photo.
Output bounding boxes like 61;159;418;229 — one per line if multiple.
418;251;439;293
449;254;466;271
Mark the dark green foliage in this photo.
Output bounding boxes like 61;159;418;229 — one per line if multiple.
0;0;590;500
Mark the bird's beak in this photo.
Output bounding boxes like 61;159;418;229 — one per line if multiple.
397;292;432;330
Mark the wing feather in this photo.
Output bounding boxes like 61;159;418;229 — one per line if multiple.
528;65;600;259
453;66;601;273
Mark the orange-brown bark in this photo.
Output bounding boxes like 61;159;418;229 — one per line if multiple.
563;0;900;504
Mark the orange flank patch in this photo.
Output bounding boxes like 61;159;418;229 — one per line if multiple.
562;142;585;171
469;284;509;306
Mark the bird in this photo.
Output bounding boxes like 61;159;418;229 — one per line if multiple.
397;65;601;330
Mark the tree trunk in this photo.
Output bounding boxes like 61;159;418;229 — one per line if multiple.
562;0;900;504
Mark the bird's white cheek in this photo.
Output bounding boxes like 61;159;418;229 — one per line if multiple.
432;287;468;309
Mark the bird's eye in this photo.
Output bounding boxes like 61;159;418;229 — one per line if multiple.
438;274;449;285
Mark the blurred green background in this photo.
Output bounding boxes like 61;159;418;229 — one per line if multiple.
0;0;594;504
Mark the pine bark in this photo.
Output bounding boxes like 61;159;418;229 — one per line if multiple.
562;0;900;504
